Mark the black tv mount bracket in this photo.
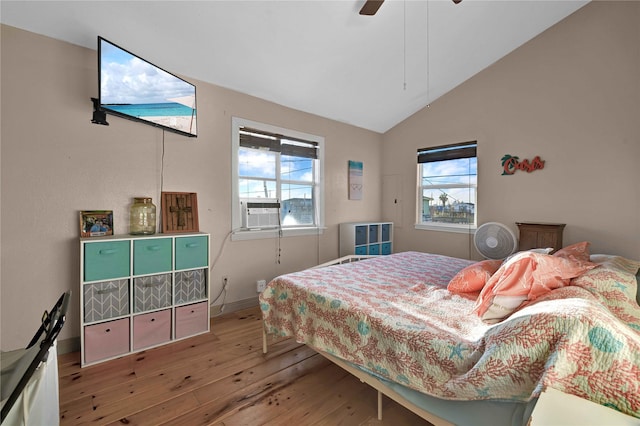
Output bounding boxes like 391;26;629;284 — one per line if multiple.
90;98;109;126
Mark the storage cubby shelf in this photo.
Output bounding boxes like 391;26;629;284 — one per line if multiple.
80;232;210;367
340;222;393;257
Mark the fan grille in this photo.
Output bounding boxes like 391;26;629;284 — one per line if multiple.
474;222;517;259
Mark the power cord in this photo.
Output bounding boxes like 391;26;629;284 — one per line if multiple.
209;228;239;315
159;131;230;315
210;276;229;317
277;199;282;265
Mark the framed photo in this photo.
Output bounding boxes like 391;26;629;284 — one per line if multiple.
161;192;199;233
80;210;113;237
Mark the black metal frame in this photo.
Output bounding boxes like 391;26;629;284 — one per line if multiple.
1;291;70;423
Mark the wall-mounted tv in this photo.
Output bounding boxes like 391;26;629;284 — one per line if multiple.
98;36;197;137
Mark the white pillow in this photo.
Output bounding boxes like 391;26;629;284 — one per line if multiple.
503;247;554;263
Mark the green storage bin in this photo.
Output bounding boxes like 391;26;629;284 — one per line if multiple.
133;238;172;275
175;236;208;270
84;241;130;281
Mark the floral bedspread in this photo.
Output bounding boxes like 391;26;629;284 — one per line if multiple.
259;251;640;418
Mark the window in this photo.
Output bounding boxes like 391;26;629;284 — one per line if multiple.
231;117;324;239
417;141;477;232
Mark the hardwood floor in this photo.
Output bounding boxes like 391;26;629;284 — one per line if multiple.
58;306;432;425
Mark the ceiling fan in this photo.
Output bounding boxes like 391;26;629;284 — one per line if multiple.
359;0;461;16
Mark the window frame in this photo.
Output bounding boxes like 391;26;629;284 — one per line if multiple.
231;117;325;241
415;141;477;234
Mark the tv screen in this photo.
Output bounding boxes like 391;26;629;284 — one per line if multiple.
98;36;197;137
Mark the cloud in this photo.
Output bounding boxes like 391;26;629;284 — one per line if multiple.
101;43;193;105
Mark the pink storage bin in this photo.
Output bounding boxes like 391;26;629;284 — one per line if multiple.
133;309;171;350
84;318;130;364
175;302;208;339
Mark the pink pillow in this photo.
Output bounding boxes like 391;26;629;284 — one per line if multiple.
474;252;597;323
554;241;591;263
448;260;503;294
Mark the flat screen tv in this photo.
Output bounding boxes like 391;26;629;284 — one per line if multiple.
98;36;197;137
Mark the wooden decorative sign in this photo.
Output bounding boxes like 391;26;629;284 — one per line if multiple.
501;154;545;175
161;192;199;233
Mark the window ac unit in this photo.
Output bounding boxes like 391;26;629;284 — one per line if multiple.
241;200;280;229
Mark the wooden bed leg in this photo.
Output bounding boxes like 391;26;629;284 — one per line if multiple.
377;390;383;420
262;325;268;354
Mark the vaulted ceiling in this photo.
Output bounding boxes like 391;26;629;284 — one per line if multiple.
1;0;588;133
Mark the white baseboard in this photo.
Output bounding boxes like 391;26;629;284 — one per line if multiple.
58;336;80;355
211;297;259;316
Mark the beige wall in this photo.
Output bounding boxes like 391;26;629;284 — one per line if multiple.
2;1;639;352
382;1;640;261
0;26;383;351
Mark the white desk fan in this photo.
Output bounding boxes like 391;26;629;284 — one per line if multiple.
474;222;518;260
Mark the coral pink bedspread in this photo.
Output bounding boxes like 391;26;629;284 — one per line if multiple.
259;251;640;418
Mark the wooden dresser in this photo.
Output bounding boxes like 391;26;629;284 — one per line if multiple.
516;222;566;253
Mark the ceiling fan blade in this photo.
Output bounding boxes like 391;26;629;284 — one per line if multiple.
359;0;458;16
359;0;384;16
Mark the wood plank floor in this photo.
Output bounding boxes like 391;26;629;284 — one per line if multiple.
58;306;432;425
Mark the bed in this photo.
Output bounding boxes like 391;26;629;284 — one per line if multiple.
259;249;640;425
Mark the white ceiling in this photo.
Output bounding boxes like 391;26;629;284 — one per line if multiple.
1;0;588;133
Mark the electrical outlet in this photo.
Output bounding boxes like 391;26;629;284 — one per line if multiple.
256;279;267;293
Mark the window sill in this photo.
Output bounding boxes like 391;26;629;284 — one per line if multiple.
231;226;326;241
414;223;477;234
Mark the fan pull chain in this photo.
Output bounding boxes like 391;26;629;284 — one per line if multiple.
403;0;407;90
426;0;430;106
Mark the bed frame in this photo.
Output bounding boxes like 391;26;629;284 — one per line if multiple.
261;254;454;424
262;320;453;425
261;252;640;424
320;351;454;425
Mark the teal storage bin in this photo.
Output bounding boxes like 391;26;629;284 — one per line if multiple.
355;246;368;255
133;238;172;275
381;242;392;255
175;235;208;270
84;241;130;281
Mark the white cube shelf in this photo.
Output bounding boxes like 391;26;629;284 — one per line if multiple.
80;232;210;366
339;222;393;257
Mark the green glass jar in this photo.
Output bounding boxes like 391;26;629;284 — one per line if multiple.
130;197;156;235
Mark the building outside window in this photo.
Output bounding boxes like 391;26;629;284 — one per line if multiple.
417;141;477;232
232;117;324;239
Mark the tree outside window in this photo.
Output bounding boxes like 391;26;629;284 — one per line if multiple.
417;142;477;230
